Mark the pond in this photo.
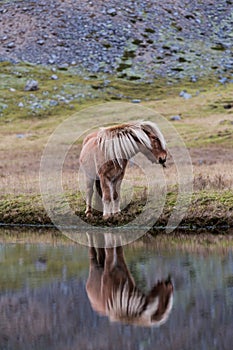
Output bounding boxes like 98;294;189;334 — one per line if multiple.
0;230;233;350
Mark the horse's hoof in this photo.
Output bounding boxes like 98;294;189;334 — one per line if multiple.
86;212;93;219
103;214;111;221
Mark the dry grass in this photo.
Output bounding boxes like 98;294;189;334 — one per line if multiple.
1;158;232;195
0;172;40;195
194;162;233;190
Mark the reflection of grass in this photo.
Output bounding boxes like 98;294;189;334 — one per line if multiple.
0;237;88;291
1;227;233;252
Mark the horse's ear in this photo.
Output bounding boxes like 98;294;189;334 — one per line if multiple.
145;279;173;323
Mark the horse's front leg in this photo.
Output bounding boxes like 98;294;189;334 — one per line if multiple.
112;163;127;217
112;175;124;216
99;176;112;220
85;177;94;217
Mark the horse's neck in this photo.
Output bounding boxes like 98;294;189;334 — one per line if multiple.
137;143;149;157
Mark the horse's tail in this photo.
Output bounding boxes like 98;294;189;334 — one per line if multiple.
95;179;102;198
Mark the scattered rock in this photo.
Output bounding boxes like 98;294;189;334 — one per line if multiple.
219;77;228;84
24;79;39;91
18;102;24;107
37;39;45;45
7;42;15;49
0;0;233;79
170;115;181;121
107;8;117;16
131;99;141;103
16;134;25;139
0;103;8;111
57;64;69;70
179;90;192;99
49;100;58;106
51;74;58;80
190;75;198;83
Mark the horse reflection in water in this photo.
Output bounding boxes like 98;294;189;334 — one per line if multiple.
79;121;167;219
86;245;173;327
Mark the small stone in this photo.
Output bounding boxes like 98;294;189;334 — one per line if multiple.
49;59;56;64
170;115;181;121
37;39;45;45
219;77;228;84
131;99;141;103
7;42;15;49
24;79;39;91
179;90;192;99
57;64;69;70
0;103;8;111
16;134;25;139
51;74;58;80
49;100;58;106
9;88;16;92
190;75;198;82
18;102;24;107
107;8;117;16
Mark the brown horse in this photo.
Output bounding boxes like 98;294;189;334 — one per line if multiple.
79;121;167;219
86;245;173;326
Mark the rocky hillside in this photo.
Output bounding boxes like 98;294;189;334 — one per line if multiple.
0;0;233;79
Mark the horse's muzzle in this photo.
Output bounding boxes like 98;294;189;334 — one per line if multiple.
159;157;166;168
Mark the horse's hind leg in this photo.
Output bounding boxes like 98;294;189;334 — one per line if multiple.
85;177;94;217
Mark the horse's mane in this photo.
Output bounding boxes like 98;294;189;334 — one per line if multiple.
97;121;166;163
106;281;148;323
106;280;173;326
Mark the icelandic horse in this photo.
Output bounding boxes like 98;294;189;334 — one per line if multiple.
86;245;173;326
79;121;167;219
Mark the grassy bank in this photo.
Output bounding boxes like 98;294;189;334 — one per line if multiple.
0;189;232;230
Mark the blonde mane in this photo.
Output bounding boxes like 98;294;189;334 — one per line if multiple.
97;121;166;163
107;282;147;321
106;280;173;327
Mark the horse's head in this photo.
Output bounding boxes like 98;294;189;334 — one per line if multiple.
86;244;174;327
138;131;167;167
137;122;167;167
150;133;167;167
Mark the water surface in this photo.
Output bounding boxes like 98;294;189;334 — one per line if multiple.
0;232;232;350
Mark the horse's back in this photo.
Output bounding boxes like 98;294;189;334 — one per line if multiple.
82;130;98;147
79;131;99;177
